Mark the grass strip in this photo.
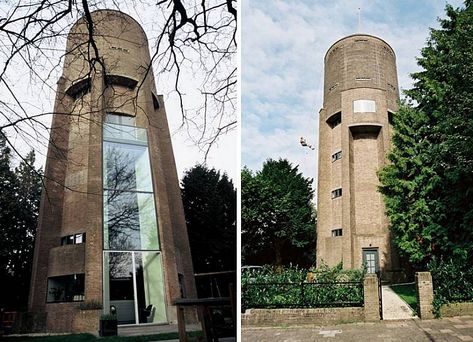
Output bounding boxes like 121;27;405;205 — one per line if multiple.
390;283;418;314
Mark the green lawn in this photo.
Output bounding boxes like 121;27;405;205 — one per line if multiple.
4;331;202;342
390;283;418;314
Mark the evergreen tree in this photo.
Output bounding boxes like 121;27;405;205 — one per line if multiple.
0;133;42;309
242;159;316;267
379;1;473;267
181;165;236;273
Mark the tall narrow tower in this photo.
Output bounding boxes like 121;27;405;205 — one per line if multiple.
28;10;196;332
316;34;399;276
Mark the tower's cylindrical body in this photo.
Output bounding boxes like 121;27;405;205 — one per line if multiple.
316;34;399;276
29;10;196;332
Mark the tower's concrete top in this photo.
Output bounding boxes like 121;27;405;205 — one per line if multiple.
68;9;148;41
324;34;396;61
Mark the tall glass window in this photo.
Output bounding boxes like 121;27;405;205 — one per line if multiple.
103;113;166;325
103;116;159;251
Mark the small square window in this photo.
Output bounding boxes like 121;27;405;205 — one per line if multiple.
331;229;343;237
331;188;342;199
332;151;342;162
75;233;84;244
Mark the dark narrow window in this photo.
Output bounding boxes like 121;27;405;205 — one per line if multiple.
388;111;394;125
178;273;186;298
332;151;342;162
331;229;343;237
152;93;160;110
105;75;137;89
46;274;85;302
331;188;342;199
327;112;341;128
66;78;91;100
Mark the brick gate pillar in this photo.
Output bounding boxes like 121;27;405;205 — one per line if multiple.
416;272;434;319
363;273;380;321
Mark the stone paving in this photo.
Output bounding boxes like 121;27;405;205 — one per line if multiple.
241;316;473;341
382;285;417;320
118;323;201;336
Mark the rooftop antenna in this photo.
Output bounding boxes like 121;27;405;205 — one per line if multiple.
357;7;361;32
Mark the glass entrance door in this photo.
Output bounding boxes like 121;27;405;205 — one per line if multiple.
104;251;167;325
362;248;379;274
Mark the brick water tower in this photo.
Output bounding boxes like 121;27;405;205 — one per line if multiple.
316;34;400;277
28;9;196;332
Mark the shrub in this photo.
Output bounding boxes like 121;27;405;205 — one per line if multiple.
429;257;473;317
100;314;117;321
77;300;103;310
241;263;365;311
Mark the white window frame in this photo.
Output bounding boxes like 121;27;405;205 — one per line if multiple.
353;100;376;113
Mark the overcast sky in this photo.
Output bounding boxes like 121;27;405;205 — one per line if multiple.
241;0;465;197
0;2;237;182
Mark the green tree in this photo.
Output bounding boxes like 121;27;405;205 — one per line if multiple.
379;1;473;267
242;159;316;267
0;134;42;309
181;165;236;273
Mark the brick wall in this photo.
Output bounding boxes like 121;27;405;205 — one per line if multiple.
242;308;364;326
441;302;473;317
72;309;101;333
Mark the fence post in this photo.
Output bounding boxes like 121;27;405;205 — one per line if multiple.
300;283;305;307
363;274;380;321
416;272;435;319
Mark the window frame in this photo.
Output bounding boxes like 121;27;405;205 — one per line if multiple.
331;188;342;199
61;233;86;246
331;229;343;237
327;111;342;128
105;112;136;127
46;274;85;303
353;100;376;113
331;150;342;162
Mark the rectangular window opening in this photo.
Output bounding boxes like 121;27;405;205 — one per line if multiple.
61;233;85;246
331;229;343;237
331;151;342;162
353;100;376;113
388;111;394;125
331;188;342;199
105;113;136;126
47;274;85;303
152;93;160;110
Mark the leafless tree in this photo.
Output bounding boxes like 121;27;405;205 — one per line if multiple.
0;0;237;168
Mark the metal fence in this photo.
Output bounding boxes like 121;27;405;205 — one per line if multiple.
242;281;364;310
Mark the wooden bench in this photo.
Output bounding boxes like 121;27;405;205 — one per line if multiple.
173;297;231;342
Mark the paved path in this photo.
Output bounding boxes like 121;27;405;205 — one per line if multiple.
118;323;201;336
242;316;473;341
382;285;417;320
119;324;235;341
